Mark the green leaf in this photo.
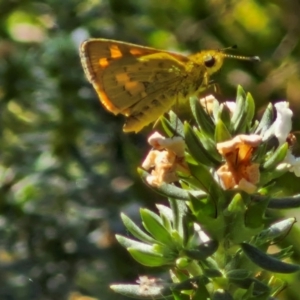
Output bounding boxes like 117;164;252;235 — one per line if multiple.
230;277;270;293
116;234;153;249
175;257;191;269
267;193;300;209
262;142;288;170
244;196;269;229
188;193;217;228
169;110;184;137
244;92;255;128
184;122;216;166
215;119;231;143
226;269;251;280
259;163;289;186
230;88;255;134
156;204;173;231
188;193;225;240
187;162;220;194
140;209;174;245
226;194;262;243
252;141;268;163
190;280;210;300
203;268;222;278
226;193;246;214
255;103;274;135
218;103;232;130
250;120;259;133
170;230;184;246
159;115;183;138
231;85;246;130
189;96;215;137
183;240;219;261
128;247;173;267
256;218;296;244
121;213;157;244
241;242;300;273
169;198;187;239
195;131;222;163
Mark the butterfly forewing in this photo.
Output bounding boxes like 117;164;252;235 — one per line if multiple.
105;54;187;112
80;39;190;116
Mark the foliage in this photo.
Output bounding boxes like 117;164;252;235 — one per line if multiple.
111;88;300;299
1;0;300;299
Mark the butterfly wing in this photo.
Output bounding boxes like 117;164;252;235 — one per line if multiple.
80;39;190;116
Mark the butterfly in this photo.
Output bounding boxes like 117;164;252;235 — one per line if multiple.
80;38;259;133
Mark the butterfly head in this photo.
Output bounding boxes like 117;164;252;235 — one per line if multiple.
200;50;227;75
193;48;260;76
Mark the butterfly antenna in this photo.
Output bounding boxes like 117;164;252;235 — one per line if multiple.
223;53;260;62
221;45;260;62
221;45;238;51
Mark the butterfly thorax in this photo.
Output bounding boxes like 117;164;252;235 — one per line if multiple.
175;60;208;103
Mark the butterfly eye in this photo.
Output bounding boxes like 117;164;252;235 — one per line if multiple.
204;55;216;68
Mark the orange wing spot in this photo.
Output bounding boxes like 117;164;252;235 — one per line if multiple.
130;48;145;56
115;72;130;84
99;58;109;68
110;45;123;58
125;81;145;96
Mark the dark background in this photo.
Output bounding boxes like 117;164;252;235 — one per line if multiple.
1;0;300;299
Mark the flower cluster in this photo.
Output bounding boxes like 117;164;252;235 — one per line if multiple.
112;87;300;300
142;92;299;195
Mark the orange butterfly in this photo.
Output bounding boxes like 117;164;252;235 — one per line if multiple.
80;39;259;132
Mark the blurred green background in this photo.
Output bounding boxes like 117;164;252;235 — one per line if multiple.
1;0;300;299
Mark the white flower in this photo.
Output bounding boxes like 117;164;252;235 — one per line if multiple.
263;102;292;145
261;102;300;177
224;101;237;114
284;150;300;177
